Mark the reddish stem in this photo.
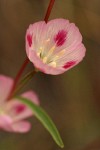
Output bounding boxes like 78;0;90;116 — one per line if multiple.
44;0;55;23
7;58;29;100
7;0;55;100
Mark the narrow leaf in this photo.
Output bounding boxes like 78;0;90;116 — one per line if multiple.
16;96;64;148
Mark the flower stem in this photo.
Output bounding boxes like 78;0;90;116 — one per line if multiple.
44;0;55;23
7;0;56;100
7;58;29;100
12;69;37;97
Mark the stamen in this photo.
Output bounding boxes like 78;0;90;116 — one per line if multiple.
37;39;50;58
39;47;43;54
37;47;44;58
37;52;40;57
49;61;56;67
47;45;55;57
43;57;48;63
51;49;66;62
56;49;66;58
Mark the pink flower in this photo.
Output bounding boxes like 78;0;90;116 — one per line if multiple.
0;75;39;133
26;18;86;75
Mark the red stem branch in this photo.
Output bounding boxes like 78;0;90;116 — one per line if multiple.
44;0;55;23
7;58;29;100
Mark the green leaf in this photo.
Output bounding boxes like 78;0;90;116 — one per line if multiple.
16;96;64;148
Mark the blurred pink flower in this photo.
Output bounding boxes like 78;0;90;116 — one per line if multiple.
26;18;86;75
0;75;39;133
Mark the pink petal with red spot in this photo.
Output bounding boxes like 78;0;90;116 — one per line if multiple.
5;91;39;122
0;75;13;104
27;34;32;47
26;21;46;56
14;104;26;114
0;75;40;133
61;43;86;71
63;61;76;69
54;30;67;47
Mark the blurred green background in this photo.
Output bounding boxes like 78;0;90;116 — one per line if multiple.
0;0;100;150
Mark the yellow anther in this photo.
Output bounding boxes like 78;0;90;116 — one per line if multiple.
39;47;44;53
47;46;55;57
49;61;56;67
53;56;59;61
40;46;43;50
37;46;44;58
37;52;40;57
53;49;66;61
57;49;66;57
43;57;47;63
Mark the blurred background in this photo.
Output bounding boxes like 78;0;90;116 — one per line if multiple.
0;0;100;150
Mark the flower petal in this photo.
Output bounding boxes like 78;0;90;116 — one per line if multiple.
58;43;86;69
26;21;46;56
21;90;39;105
5;91;39;122
11;121;31;133
0;75;13;104
0;115;13;132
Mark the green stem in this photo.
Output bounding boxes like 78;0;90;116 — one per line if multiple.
12;69;37;97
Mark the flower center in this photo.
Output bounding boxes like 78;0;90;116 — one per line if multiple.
37;39;66;68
